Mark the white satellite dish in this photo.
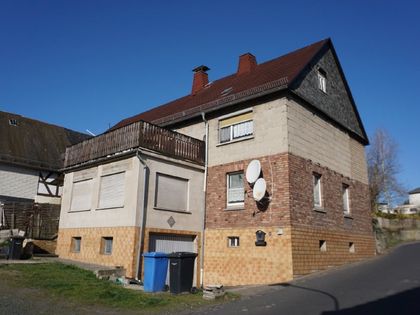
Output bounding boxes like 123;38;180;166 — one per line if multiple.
253;178;267;202
246;160;261;184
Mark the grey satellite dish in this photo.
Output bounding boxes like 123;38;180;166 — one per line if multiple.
253;178;267;202
246;160;261;184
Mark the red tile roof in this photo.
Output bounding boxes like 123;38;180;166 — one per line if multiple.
110;39;329;130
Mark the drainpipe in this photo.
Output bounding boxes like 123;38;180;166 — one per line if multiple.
200;112;209;287
135;148;148;280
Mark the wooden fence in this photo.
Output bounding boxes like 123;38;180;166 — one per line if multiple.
64;120;205;168
1;202;60;240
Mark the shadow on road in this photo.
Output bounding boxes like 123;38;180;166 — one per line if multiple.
321;286;420;315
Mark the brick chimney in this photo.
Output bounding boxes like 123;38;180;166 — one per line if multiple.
191;65;210;95
237;53;257;75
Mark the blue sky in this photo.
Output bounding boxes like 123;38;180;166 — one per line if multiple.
0;1;419;191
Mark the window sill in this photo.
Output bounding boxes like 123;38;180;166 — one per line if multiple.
68;209;91;213
96;206;124;211
224;206;245;211
217;135;254;147
313;207;326;213
153;207;192;214
344;214;353;219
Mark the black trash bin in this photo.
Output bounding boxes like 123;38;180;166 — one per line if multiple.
168;252;197;294
9;236;24;260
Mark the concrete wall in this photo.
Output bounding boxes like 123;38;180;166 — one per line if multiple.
287;99;368;184
0;163;38;200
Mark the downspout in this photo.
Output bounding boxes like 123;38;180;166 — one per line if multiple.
135;148;148;280
200;112;209;287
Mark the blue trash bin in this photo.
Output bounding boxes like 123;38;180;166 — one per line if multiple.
142;252;168;292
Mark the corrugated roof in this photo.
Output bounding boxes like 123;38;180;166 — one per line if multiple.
110;39;329;130
0;111;91;170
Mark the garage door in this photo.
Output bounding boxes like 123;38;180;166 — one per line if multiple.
149;234;196;253
148;234;197;285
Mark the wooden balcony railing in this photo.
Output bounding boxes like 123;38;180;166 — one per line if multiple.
64;121;205;168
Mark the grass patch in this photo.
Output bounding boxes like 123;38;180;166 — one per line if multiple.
0;263;232;312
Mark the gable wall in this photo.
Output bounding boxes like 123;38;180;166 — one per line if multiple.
292;47;363;139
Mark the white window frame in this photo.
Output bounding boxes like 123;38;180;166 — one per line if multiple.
317;69;327;93
228;236;240;248
218;109;253;144
313;173;322;208
343;184;350;215
227;172;245;208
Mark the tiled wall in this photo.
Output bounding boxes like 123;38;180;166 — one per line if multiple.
203;227;293;286
56;226;140;278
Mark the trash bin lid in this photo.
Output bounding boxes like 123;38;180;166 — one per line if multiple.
142;252;168;258
168;252;197;258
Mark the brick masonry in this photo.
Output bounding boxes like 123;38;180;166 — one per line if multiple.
56;226;140;278
204;152;375;285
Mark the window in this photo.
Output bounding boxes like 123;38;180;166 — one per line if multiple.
319;240;327;252
101;237;113;255
70;179;93;211
227;172;244;207
98;172;125;209
228;236;240;247
9;119;18;126
155;173;189;212
71;237;81;253
317;68;327;93
219;111;253;143
349;242;355;253
313;173;322;208
343;184;350;214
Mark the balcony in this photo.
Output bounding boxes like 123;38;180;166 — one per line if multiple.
64;120;205;168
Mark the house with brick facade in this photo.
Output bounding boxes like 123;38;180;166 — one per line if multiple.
56;121;206;285
108;38;376;286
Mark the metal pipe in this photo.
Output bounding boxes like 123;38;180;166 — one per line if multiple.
135;148;148;280
200;112;209;287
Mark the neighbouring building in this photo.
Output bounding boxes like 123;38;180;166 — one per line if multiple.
394;188;420;215
56;38;375;286
0;111;90;204
56;122;205;285
108;38;376;285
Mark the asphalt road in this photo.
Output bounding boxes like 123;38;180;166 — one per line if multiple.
195;242;420;315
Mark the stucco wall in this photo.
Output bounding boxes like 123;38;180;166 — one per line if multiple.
409;193;420;206
0;163;38;200
59;157;141;229
59;153;205;232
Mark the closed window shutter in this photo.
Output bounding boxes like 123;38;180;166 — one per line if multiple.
155;174;188;211
98;172;125;209
70;179;93;211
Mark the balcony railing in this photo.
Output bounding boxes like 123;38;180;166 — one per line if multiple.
64;120;205;168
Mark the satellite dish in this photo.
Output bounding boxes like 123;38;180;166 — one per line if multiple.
246;160;261;184
253;178;267;202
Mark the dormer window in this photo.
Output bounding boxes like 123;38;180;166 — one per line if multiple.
317;68;327;93
9;119;18;126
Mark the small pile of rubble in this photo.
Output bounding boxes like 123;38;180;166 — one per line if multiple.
203;284;225;300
